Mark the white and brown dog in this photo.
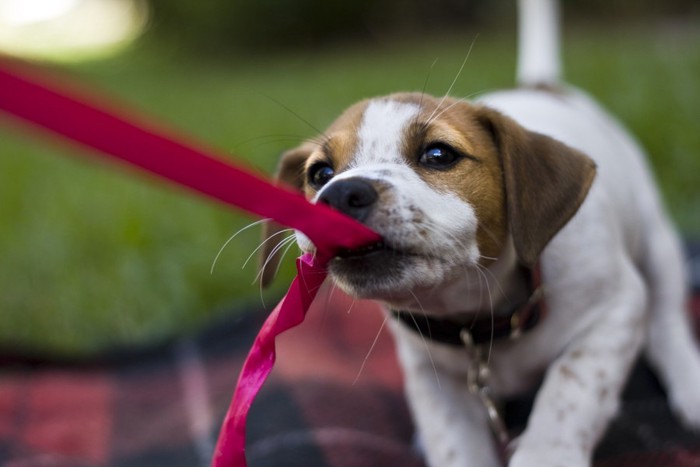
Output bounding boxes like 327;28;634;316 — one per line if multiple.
262;0;700;465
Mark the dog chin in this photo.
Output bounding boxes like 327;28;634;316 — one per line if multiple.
327;250;456;301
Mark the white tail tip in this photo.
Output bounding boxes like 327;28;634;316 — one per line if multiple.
516;0;562;86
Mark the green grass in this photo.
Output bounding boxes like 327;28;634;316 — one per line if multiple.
1;22;698;358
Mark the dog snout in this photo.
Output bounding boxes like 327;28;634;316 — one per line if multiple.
318;178;378;222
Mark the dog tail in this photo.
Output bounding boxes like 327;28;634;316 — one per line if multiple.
516;0;562;87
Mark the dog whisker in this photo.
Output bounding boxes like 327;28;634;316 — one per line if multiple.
410;220;506;306
256;234;300;309
253;235;297;309
479;254;499;261
274;236;299;278
243;228;294;271
346;298;357;314
478;223;503;250
408;290;442;389
353;315;388;386
474;263;496;365
293;261;327;304
426;35;480;126
254;234;297;285
416;56;440;118
326;281;338;307
426;230;504;303
412;218;471;254
258;92;330;143
427;87;492;124
232;134;315;150
317;281;341;333
478;261;507;303
211;218;270;274
418;225;476;277
303;135;330;149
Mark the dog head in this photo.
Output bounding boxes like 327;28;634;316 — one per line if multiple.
261;93;595;310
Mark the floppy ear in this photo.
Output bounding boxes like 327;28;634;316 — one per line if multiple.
259;143;314;287
476;106;597;267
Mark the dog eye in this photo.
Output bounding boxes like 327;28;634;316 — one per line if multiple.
419;144;461;169
308;162;335;189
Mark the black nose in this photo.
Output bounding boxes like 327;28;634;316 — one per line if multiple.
318;178;378;222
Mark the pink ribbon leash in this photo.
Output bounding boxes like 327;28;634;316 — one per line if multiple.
0;59;379;256
211;253;328;466
0;58;381;466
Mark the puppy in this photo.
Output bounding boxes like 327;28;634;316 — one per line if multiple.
262;0;700;465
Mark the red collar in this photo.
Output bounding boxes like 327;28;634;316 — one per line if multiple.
391;264;546;347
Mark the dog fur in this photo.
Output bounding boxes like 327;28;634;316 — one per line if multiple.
261;0;700;465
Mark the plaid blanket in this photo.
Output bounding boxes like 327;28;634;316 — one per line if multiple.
2;249;700;467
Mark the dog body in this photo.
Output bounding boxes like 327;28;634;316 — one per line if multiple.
388;88;700;467
262;1;700;465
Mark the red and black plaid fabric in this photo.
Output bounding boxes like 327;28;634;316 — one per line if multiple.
2;251;700;467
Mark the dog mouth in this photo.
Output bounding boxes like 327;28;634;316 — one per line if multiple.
327;236;465;300
329;239;425;297
335;240;393;259
328;240;460;303
334;239;425;261
329;242;401;296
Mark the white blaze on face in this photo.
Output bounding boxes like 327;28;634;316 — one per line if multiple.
314;99;423;190
353;100;420;167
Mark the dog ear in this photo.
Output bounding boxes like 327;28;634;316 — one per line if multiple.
259;144;314;287
476;106;597;267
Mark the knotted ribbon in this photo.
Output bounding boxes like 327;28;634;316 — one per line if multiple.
0;58;381;466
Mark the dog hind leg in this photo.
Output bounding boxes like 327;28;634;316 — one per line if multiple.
642;214;700;429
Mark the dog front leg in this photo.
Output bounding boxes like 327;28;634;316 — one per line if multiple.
509;262;647;467
393;331;503;467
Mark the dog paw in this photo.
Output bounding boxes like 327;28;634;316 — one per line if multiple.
669;385;700;431
508;446;588;467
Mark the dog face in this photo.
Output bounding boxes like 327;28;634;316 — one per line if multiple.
263;93;596;309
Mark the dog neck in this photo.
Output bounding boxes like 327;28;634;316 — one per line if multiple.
382;238;530;319
389;240;547;347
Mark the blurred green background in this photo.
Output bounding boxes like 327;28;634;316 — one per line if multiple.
0;0;698;359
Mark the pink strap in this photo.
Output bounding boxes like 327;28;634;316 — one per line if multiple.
211;253;328;466
0;60;379;258
0;59;380;466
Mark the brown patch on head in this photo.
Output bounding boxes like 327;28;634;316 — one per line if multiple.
409;97;508;261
